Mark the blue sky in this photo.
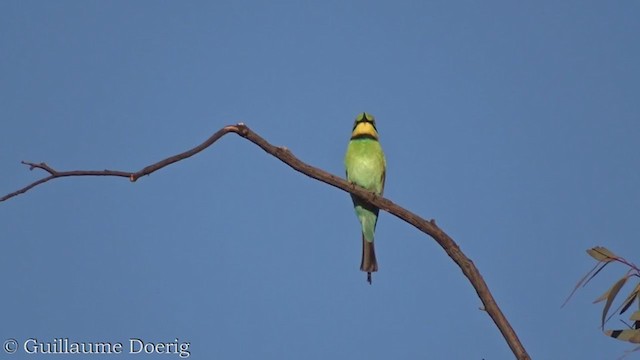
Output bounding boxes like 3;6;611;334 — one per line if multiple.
1;1;639;359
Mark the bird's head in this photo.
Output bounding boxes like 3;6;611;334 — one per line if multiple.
351;112;378;139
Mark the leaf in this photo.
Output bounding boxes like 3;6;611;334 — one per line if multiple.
584;262;610;287
587;246;618;262
619;285;640;316
594;276;627;304
562;261;610;308
630;311;640;321
606;329;640;343
595;276;629;328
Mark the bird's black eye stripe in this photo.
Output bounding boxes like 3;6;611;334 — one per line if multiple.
352;119;377;131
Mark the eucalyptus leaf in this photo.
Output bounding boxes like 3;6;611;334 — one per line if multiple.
597;276;629;328
606;329;640;343
587;247;618;262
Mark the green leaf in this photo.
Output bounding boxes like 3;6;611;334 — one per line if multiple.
595;276;629;328
605;329;640;343
587;246;618;262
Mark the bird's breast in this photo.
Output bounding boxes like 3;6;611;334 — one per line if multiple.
345;141;385;192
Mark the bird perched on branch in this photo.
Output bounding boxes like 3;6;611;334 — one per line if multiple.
344;112;386;284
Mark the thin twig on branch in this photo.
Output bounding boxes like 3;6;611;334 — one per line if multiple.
2;123;531;360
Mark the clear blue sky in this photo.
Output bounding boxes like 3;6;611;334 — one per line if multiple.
2;1;639;359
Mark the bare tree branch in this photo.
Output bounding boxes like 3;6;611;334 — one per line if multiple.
1;125;236;202
2;123;531;360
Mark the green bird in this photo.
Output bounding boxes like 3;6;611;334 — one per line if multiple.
344;112;386;284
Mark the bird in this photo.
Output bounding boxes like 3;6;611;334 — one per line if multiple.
344;112;386;284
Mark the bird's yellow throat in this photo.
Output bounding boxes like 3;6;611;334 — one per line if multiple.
351;122;378;139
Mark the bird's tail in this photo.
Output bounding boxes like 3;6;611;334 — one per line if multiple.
360;234;378;284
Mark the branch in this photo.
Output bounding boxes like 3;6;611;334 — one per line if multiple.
1;125;237;202
2;123;531;360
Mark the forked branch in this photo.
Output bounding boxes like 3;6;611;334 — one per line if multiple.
2;123;531;360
